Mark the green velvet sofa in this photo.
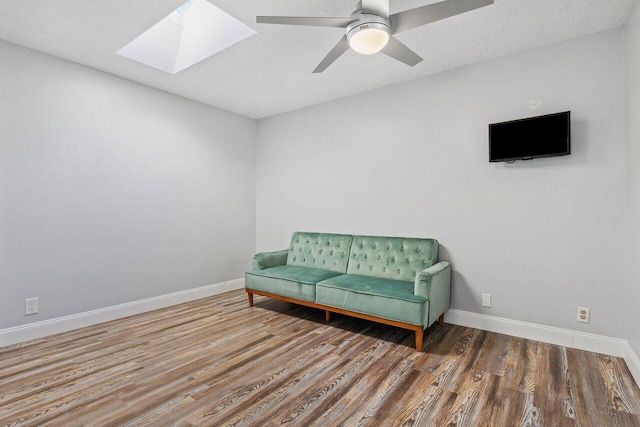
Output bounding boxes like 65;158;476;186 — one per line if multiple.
244;232;451;351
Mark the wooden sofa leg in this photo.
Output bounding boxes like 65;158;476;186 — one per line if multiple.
325;310;331;322
247;291;254;308
415;328;424;352
439;313;444;326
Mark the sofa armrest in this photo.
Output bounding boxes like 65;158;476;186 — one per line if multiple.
252;249;289;270
414;261;451;326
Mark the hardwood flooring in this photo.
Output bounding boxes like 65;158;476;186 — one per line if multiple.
1;290;639;426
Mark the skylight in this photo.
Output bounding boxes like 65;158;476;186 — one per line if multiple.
117;0;255;74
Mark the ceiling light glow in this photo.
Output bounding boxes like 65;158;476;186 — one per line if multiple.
347;23;390;55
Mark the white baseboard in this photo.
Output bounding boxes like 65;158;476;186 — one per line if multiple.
0;278;245;348
445;308;640;387
623;341;640;387
445;309;626;356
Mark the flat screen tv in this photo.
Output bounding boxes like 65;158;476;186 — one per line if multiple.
489;111;571;162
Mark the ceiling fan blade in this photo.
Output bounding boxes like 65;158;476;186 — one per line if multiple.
313;35;350;73
361;0;390;18
390;0;493;34
256;16;356;28
381;37;423;66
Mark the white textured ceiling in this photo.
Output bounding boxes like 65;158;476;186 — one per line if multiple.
0;0;633;119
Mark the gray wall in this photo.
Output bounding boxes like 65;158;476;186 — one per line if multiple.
1;22;634;345
626;1;640;356
256;30;626;338
0;40;256;329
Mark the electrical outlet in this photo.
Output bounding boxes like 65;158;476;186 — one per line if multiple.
482;293;491;308
25;298;38;315
577;306;590;323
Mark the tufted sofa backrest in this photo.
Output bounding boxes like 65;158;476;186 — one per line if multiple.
346;235;438;282
286;232;354;273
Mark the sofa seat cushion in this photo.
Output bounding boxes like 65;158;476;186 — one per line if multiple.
245;266;343;302
316;274;427;326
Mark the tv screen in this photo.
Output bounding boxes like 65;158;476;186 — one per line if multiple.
489;111;571;162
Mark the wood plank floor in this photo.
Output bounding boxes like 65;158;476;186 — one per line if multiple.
1;290;640;426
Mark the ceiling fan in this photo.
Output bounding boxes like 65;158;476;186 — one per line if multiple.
256;0;493;73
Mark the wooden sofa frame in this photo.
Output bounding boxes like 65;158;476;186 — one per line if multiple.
246;289;444;352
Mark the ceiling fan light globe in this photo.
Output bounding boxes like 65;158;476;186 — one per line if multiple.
347;23;390;55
